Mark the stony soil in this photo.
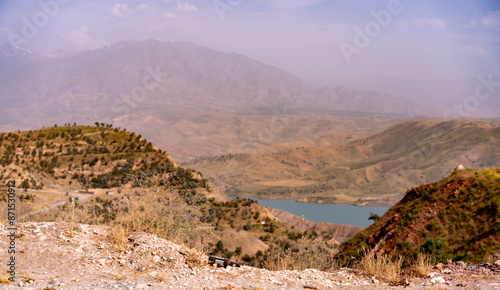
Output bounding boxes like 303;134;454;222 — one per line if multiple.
1;222;499;289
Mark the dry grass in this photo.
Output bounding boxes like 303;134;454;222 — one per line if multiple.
109;224;129;251
409;253;432;277
0;275;12;284
156;273;168;282
181;246;208;268
111;191;205;244
260;239;338;272
358;252;403;283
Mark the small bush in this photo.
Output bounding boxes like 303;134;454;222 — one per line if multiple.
109;224;129;251
358;252;403;283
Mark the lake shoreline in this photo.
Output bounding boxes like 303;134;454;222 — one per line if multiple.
230;195;398;207
230;196;389;228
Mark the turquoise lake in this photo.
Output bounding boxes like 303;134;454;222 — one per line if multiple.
233;197;389;228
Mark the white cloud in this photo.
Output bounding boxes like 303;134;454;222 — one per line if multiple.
481;10;500;30
465;19;476;28
63;26;109;51
460;45;486;56
164;12;177;18
177;2;198;12
109;3;130;18
137;3;150;11
264;0;325;9
413;18;447;30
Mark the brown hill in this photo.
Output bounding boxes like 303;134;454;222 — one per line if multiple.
0;123;228;215
336;168;500;266
0;124;358;272
0;40;425;162
187;119;500;204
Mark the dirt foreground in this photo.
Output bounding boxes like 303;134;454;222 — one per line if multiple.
1;222;499;289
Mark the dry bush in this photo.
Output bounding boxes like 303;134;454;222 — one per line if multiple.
113;274;126;281
109;224;129;251
0;274;12;284
183;249;208;268
156;273;168;282
114;192;204;243
260;239;338;271
260;246;295;271
358;252;403;283
180;245;208;268
409;253;432;277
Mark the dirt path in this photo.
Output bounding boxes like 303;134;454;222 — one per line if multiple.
17;188;92;221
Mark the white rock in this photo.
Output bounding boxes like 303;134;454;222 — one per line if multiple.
97;259;106;266
442;269;452;274
430;276;446;284
427;272;438;278
152;255;160;263
495;260;500;267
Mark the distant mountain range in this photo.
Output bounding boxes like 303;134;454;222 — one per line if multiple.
0;39;426;127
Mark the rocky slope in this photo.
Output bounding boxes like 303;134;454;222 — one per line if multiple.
336;168;500;266
1;222;499;289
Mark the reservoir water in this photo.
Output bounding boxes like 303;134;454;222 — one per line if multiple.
235;197;389;228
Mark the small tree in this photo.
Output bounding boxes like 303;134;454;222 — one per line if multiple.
21;179;30;189
368;212;381;222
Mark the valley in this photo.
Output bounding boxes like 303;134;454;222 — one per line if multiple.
186;119;500;205
0;38;499;288
0;0;499;285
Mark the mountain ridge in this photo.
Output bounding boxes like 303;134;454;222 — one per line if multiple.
186;119;500;204
0;40;426;148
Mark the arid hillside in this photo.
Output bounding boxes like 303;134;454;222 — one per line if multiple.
0;40;427;162
187;119;500;205
0;124;360;273
336;168;500;266
1;222;499;289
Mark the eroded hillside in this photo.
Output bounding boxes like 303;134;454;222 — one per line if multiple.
0;124;360;273
187;119;500;205
336;168;500;266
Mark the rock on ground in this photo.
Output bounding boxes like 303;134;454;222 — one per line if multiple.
1;222;499;289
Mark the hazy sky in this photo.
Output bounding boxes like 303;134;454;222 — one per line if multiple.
0;0;499;85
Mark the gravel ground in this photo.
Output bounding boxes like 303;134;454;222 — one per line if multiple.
1;222;499;289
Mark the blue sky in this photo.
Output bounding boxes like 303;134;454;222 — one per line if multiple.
0;0;499;85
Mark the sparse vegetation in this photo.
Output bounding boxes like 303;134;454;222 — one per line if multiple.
337;168;500;268
358;252;403;283
4;124;500;279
